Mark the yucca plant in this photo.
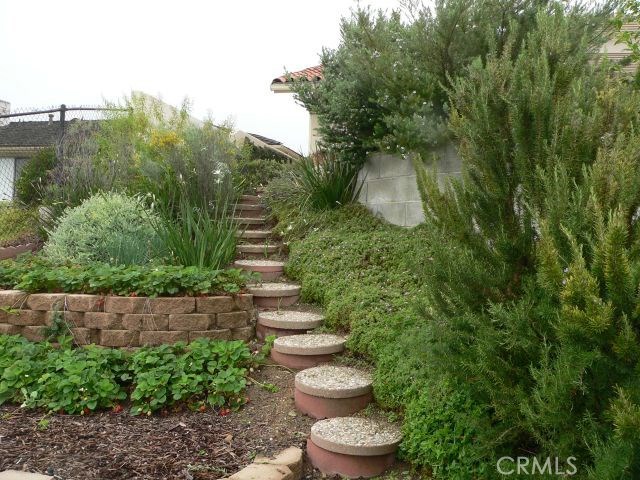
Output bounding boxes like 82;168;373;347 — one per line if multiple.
297;154;363;211
154;193;237;269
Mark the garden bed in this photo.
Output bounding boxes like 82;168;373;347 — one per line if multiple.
0;365;313;480
0;290;255;347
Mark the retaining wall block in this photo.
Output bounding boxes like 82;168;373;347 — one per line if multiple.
100;329;139;347
84;312;123;330
168;314;212;331
104;296;148;314
26;293;66;311
217;311;249;329
196;296;236;314
122;314;169;331
65;294;104;312
139;330;188;346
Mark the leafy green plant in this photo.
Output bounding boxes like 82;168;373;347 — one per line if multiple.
0;335;255;416
15;147;56;206
0;334;128;414
0;256;253;296
153;193;238;269
43;192;161;265
296;154;363;211
293;1;615;163
128;339;251;415
231;156;286;193
0;203;39;247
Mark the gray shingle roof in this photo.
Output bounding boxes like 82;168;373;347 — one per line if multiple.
0;121;63;147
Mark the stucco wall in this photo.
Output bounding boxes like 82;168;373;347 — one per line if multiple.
357;144;461;227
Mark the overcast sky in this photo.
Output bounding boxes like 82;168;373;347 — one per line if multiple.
0;0;400;154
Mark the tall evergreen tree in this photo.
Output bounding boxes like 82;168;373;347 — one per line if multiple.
415;6;640;477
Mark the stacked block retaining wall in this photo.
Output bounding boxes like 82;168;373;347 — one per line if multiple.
0;290;255;346
357;145;462;227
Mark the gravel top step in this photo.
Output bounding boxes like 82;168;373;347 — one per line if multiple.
237;230;272;239
240;194;261;202
258;310;324;329
235;259;284;268
249;283;301;297
237;243;281;253
295;366;372;399
273;334;345;355
310;417;402;456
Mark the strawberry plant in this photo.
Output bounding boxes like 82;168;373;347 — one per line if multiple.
129;339;251;415
0;255;256;297
0;334;255;416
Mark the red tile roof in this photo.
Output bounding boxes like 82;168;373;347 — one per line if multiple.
272;65;324;84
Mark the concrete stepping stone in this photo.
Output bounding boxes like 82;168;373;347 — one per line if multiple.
235;204;267;219
234;217;267;226
240;194;261;203
295;366;373;419
237;229;272;241
257;310;324;339
307;417;402;478
271;333;345;369
235;259;285;281
237;243;281;258
249;282;301;308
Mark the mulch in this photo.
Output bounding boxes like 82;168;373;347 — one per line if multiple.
0;364;316;480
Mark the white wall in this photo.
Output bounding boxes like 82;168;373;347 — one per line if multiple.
0;158;15;201
357;144;461;227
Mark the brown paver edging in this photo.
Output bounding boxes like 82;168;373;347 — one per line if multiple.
223;446;303;480
0;290;255;346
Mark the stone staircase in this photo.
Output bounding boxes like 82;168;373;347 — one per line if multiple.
234;193;401;479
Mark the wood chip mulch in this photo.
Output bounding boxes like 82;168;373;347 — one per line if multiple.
0;365;315;480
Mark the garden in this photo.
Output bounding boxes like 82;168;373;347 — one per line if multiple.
0;97;303;478
2;0;640;479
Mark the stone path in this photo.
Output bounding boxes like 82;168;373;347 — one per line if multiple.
233;192;401;479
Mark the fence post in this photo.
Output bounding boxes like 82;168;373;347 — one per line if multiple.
57;104;66;159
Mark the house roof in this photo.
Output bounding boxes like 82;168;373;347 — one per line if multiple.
247;132;282;146
271;65;324;85
0;120;65;147
234;131;302;162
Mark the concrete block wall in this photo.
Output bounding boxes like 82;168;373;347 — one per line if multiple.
357;143;461;227
0;291;255;346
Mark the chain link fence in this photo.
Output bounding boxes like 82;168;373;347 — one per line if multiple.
0;104;118;201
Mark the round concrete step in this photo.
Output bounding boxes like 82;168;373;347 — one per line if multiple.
235;205;267;219
259;310;324;330
257;310;324;339
295;366;373;419
274;334;345;355
234;259;284;281
307;417;402;478
240;194;261;203
271;334;345;369
249;282;300;308
296;366;372;399
237;243;281;255
234;217;267;226
237;230;272;240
